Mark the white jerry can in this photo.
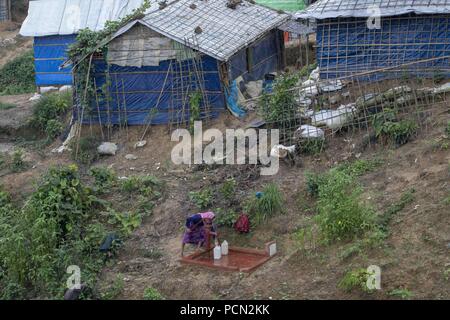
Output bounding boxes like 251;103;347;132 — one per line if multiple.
213;244;222;260
221;240;229;255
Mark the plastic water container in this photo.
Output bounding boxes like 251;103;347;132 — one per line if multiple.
213;245;222;260
221;240;229;255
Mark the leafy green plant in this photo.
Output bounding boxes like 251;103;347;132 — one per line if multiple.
338;268;375;293
315;169;375;243
30;92;72;140
108;209;142;236
0;50;35;96
0;102;16;110
215;208;239;227
143;287;164;300
388;288;413;299
10;148;26;172
305;171;327;198
0;165;113;299
120;175;161;198
245;183;284;225
189;188;213;209
220;178;236;201
373;109;418;146
259;73;299;141
336;159;383;177
90;166;117;191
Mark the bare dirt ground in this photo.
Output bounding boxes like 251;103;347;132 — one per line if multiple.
0;23;32;67
1;103;448;299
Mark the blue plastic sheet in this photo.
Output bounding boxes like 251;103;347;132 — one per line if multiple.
316;14;450;81
78;55;226;125
34;35;77;86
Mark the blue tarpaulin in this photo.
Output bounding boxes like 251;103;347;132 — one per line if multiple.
77;54;225;125
316;14;450;80
34;35;76;86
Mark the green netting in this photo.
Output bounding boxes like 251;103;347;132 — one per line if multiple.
255;0;306;11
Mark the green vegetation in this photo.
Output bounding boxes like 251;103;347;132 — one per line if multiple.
373;109;418;146
30;92;72;140
0;102;16;110
388;288;413;299
259;73;299;140
215;208;239;227
338;268;375;293
245;183;284;225
0;50;35;96
70;136;100;165
298;63;317;78
299;139;325;155
90;166;117;191
0;164;163;299
143;287;164;300
189;91;202;134
10;148;26;173
315;169;375;243
378;188;415;233
189;188;213;209
100;275;124;300
220;178;236;201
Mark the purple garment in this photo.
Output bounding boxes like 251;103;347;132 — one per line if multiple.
182;223;216;245
182;225;206;245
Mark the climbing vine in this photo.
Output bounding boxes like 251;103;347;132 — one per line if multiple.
68;0;152;111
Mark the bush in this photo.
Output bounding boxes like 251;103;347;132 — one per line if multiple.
215;208;239;227
373;109;418;146
189;188;213;209
0;51;35;96
10;148;26;173
90;167;117;191
245;183;284;225
70;136;100;165
259;73;299;140
338;268;375;293
0;165;113;299
315;169;375;243
30;92;72;140
220;178;236;201
143;287;164;300
120;175;161;198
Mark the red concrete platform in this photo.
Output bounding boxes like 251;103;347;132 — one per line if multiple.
180;242;276;273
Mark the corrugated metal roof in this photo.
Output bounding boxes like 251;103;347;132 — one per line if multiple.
20;0;157;37
135;0;289;61
295;0;450;19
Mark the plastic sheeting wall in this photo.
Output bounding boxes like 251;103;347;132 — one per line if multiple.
229;30;283;82
0;0;10;21
79;55;225;125
316;14;450;80
34;35;76;86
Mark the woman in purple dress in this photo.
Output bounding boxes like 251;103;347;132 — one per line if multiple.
181;212;217;257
